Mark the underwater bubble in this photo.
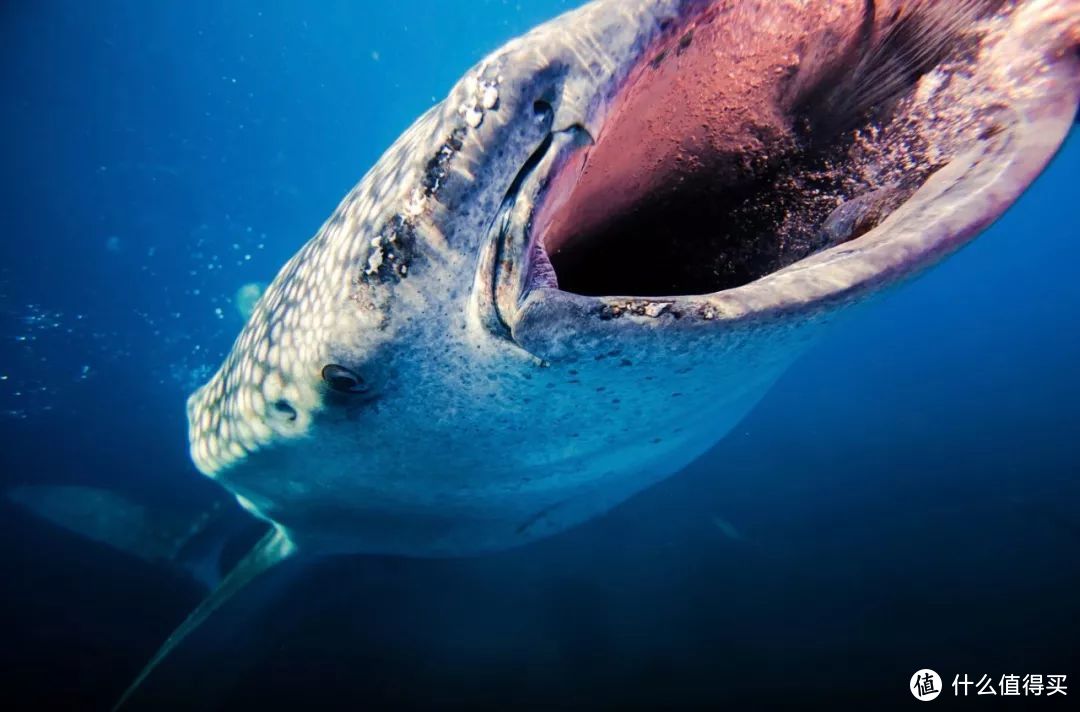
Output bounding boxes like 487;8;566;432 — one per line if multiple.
235;282;267;319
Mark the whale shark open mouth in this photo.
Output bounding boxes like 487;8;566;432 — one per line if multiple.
529;0;1028;299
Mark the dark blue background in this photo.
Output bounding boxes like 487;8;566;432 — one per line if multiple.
1;1;1077;709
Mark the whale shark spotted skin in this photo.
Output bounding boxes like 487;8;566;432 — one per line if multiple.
121;0;1079;704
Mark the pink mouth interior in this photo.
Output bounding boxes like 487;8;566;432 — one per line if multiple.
542;7;797;255
531;1;1005;298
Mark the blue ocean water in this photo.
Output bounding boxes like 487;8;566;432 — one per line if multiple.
0;1;1077;709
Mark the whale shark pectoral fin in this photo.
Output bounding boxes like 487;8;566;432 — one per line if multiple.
113;526;298;711
6;484;262;592
7;485;166;560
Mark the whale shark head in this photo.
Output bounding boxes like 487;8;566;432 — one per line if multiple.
186;0;1079;556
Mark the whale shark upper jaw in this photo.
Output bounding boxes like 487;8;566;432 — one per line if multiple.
493;0;1080;332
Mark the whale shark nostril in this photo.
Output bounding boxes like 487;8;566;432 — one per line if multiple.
272;400;298;421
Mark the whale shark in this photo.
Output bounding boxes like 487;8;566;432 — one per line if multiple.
118;0;1080;705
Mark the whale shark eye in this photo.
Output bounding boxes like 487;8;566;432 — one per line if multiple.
322;364;368;394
